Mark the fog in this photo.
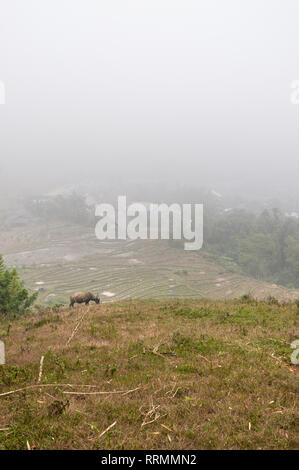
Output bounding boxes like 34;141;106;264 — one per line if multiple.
0;0;298;199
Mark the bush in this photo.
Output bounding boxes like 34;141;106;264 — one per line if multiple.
0;255;38;317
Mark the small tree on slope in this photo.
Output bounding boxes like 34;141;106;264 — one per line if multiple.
0;255;38;316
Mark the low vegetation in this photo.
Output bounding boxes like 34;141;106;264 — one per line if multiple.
0;255;38;317
0;298;298;450
204;208;299;288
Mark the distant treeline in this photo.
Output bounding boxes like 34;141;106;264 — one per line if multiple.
25;193;94;226
204;208;299;289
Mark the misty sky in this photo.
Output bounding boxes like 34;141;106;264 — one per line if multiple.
0;1;298;195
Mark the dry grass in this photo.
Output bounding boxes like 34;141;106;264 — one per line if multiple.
0;298;298;450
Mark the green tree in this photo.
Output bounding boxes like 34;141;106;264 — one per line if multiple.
0;255;38;316
237;233;278;279
285;236;299;287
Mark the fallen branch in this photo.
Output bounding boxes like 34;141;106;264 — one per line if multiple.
150;343;176;359
141;403;165;427
0;383;114;398
198;354;211;363
0;384;71;397
161;424;173;432
63;386;142;396
98;421;117;439
122;386;142;396
66;307;90;346
37;355;44;383
142;413;167;427
151;344;166;359
171;387;182;398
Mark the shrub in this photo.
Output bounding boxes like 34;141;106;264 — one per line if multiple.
0;255;38;317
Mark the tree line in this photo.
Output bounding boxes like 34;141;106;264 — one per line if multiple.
204;208;299;288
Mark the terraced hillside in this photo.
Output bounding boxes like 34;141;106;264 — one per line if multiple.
0;299;298;450
1;223;299;305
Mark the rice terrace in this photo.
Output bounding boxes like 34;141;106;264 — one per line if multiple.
1;222;299;306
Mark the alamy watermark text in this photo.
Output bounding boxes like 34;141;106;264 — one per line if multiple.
95;196;203;251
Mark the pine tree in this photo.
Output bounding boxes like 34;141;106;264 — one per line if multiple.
0;255;38;316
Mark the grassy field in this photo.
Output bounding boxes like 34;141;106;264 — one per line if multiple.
0;298;298;450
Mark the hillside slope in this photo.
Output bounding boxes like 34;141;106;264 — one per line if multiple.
1;223;299;304
0;299;298;450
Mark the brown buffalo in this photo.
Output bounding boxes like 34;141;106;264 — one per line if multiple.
69;291;100;307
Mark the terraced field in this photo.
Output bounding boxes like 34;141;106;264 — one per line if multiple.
1;223;299;305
